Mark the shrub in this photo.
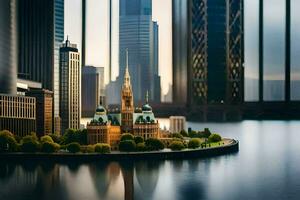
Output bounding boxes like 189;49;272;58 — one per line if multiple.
67;142;81;153
94;143;111;153
119;140;136;152
120;133;134;141
169;141;185;151
21;134;40;152
208;133;222;143
188;138;202;149
40;135;54;144
41;142;60;153
136;142;146;151
0;130;18;152
172;133;184;139
188;130;199;138
134;136;144;144
86;145;95;153
145;138;164;151
49;134;61;144
180;130;188;137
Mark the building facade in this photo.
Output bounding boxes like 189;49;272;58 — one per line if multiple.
107;0;160;104
82;66;105;117
59;39;81;133
172;0;244;105
0;0;17;95
169;116;186;134
87;52;160;148
0;94;36;137
17;0;64;118
26;89;53;137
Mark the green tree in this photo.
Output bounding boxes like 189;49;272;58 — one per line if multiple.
180;130;188;137
0;130;18;152
94;143;111;153
86;145;95;153
67;142;81;153
49;134;61;144
134;136;144;144
41;142;60;153
188;130;199;138
40;135;54;144
119;140;136;152
188;138;201;149
203;128;212;138
169;141;185;151
172;133;184;139
120;133;134;141
145;138;164;151
21;134;40;153
208;133;222;143
136;142;146;151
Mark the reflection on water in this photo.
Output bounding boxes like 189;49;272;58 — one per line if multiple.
1;120;300;200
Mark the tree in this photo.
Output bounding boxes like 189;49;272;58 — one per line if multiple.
136;142;146;151
188;130;199;138
134;136;144;144
188;138;201;149
180;130;188;137
41;142;60;153
49;134;61;144
94;143;111;153
120;133;134;141
40;135;54;144
172;133;184;139
20;133;40;152
145;138;164;151
67;142;81;153
86;145;95;153
208;134;222;143
0;130;18;152
203;128;212;138
119;140;136;152
169;141;185;151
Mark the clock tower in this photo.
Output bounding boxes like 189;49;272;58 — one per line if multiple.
121;49;134;133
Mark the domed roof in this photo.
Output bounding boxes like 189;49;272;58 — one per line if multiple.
142;104;152;112
95;106;106;114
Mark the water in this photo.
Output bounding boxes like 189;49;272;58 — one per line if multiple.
1;120;300;200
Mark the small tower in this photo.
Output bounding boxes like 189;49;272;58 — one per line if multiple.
121;49;134;133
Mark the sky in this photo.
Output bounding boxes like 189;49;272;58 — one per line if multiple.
65;0;172;96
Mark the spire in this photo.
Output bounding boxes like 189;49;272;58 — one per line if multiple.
123;48;131;88
146;90;149;104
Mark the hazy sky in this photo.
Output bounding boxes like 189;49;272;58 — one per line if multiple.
65;0;172;95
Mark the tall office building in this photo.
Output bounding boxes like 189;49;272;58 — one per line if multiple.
172;0;244;106
82;66;106;117
116;0;160;103
59;39;81;133
17;0;64;118
0;0;17;94
0;94;36;137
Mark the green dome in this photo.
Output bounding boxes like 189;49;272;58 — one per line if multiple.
142;104;152;112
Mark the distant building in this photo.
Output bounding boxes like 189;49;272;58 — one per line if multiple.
17;0;64;118
82;66;105;117
0;94;36;137
26;89;53;137
0;0;17;95
169;116;186;134
59;39;81;134
87;50;160;148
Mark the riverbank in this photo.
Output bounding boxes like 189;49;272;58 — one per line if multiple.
0;139;238;162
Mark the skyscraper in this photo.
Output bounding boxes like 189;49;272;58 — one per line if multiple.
59;39;81;133
117;0;161;103
0;0;17;94
173;0;244;106
82;66;105;117
17;0;64;118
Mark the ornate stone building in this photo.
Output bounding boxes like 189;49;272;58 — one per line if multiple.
87;50;160;149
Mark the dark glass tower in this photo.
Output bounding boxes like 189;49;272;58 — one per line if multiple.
187;0;244;106
17;0;64;117
118;0;160;103
0;0;17;94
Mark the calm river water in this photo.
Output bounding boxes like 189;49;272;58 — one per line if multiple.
1;120;300;200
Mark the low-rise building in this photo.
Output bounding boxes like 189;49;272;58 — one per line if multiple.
0;94;36;137
169;116;186;133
